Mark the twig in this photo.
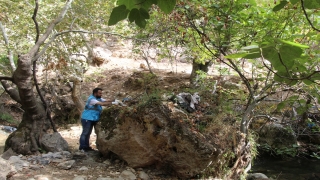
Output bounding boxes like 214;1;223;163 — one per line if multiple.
32;0;40;43
301;0;320;32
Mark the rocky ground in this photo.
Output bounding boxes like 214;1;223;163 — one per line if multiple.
1;125;185;180
0;39;220;180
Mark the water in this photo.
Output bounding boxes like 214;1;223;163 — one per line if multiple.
251;156;320;180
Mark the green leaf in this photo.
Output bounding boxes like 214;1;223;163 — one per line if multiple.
140;0;157;10
117;0;136;9
289;95;299;101
290;0;299;4
139;8;150;19
298;99;307;105
108;5;130;26
303;79;314;85
284;79;298;85
277;39;309;48
135;18;146;28
279;45;303;70
244;52;261;59
129;8;139;22
128;8;148;28
277;102;286;111
225;52;248;59
262;46;281;66
304;0;320;9
157;0;176;14
296;106;306;115
310;73;320;81
273;1;288;12
241;44;259;51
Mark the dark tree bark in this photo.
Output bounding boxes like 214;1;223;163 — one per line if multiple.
3;0;74;155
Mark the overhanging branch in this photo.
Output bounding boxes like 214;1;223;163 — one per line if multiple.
29;0;74;57
301;0;320;32
33;30;147;61
32;0;40;43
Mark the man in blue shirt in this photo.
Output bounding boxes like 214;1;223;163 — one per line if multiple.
79;88;113;151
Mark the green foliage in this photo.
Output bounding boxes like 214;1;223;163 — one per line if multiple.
108;0;176;27
226;39;318;86
273;1;288;12
108;5;130;26
310;152;320;159
0;112;18;125
258;143;299;157
137;90;162;110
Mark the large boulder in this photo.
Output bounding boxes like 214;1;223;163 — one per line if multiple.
258;123;297;150
41;132;69;152
95;103;222;178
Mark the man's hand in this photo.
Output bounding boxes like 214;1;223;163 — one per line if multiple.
112;99;126;106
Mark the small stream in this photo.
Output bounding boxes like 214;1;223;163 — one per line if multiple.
251;156;320;180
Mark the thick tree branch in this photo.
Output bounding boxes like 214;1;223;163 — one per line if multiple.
0;76;13;81
0;80;21;103
0;21;16;72
301;0;320;32
29;0;74;57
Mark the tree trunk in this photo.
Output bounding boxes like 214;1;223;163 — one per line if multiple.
71;79;85;123
190;59;212;84
5;54;50;154
3;0;73;155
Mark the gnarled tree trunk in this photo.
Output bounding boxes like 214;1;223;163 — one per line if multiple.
2;0;73;155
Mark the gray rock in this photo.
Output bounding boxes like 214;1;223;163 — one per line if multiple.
57;160;75;170
103;160;111;166
52;152;63;159
8;156;29;171
51;159;64;163
79;166;89;171
73;151;87;159
96;105;220;179
42;152;54;158
0;157;15;180
41;132;69;152
120;170;136;180
62;151;72;156
138;171;150;180
73;176;87;180
258;123;297;150
96;178;116;180
39;159;50;165
247;173;269;180
29;165;40;170
1;148;17;160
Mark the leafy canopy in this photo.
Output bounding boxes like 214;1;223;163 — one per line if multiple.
108;0;176;28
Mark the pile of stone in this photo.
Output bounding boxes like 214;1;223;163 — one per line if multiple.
0;149;152;180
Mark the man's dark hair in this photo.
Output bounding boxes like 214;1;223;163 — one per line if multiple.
92;88;102;95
